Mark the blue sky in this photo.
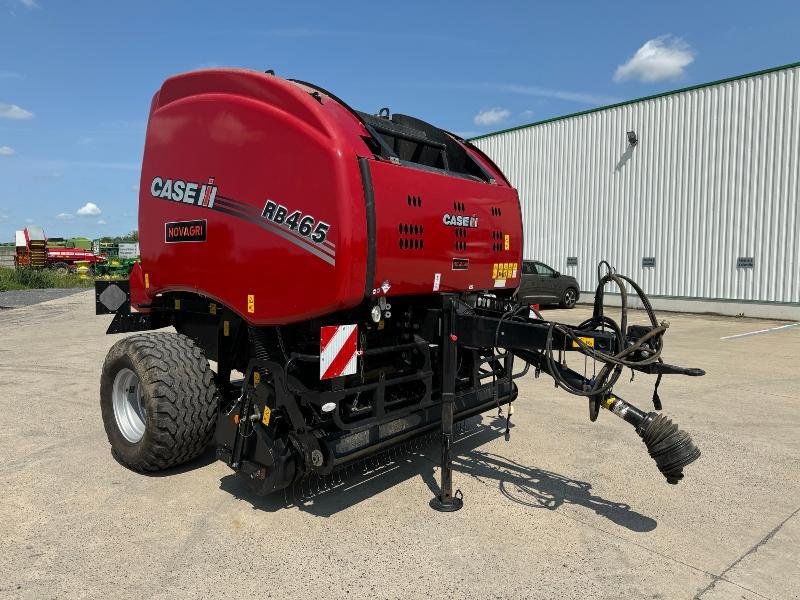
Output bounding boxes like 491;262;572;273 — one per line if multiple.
1;0;799;241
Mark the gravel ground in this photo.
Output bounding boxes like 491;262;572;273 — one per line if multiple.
1;291;798;599
0;287;88;309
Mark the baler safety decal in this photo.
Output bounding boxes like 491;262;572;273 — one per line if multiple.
319;324;358;380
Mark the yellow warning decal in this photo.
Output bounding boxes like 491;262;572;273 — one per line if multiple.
571;336;595;348
504;234;510;250
247;294;255;314
209;303;217;315
261;406;272;426
492;262;519;281
223;320;230;337
253;371;261;386
144;273;150;289
174;298;181;310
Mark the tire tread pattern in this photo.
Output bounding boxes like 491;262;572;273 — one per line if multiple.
101;332;218;471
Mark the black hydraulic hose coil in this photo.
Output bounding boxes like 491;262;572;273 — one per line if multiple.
637;412;701;484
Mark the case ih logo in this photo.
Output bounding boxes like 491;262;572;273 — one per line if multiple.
442;213;479;228
165;219;207;243
150;176;218;207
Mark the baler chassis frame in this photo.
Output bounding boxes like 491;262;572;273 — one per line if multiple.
96;264;704;511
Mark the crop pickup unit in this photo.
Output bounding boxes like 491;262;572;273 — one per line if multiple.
96;69;703;511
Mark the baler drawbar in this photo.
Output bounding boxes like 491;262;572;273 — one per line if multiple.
95;69;703;511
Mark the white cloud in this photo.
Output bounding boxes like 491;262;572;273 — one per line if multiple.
0;103;34;120
56;212;74;221
614;36;694;83
474;107;511;127
20;0;39;8
35;171;62;180
0;145;15;156
0;72;20;79
77;202;102;216
97;219;107;225
25;218;34;224
520;109;535;119
439;82;619;106
0;215;8;222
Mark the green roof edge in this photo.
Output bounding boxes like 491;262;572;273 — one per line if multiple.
468;60;800;141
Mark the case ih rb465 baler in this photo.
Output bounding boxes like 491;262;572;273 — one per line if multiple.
96;69;703;510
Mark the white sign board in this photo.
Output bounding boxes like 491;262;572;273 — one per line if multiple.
118;242;140;258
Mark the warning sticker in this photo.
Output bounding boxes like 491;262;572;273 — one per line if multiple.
571;336;595;348
433;273;441;291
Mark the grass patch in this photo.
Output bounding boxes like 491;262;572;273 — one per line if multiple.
0;267;94;292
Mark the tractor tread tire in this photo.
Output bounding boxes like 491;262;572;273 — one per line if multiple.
100;332;218;472
50;261;71;274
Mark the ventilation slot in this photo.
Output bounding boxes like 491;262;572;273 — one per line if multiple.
453;201;466;212
398;223;424;251
407;195;423;208
492;230;505;252
491;206;502;217
453;226;468;252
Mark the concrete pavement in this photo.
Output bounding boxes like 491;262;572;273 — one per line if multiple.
1;291;797;599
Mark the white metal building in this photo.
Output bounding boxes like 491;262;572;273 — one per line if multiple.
471;62;800;319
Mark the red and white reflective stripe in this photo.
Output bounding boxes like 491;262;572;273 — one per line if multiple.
319;324;358;379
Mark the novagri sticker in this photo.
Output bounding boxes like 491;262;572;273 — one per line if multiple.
504;234;510;250
433;273;441;291
452;258;469;271
165;219;206;243
247;295;255;314
320;324;358;379
144;273;150;288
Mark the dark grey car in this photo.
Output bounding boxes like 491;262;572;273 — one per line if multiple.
519;260;580;308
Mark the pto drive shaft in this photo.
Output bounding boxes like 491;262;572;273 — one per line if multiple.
600;395;701;484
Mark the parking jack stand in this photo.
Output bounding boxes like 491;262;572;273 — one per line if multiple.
431;295;463;512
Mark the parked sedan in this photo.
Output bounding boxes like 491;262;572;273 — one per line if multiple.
518;260;580;308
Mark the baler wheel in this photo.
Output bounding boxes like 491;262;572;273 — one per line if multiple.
100;332;218;471
50;262;71;275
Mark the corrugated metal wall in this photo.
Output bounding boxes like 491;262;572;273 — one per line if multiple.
473;66;800;304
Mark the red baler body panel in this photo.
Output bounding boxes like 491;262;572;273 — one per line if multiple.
136;69;522;325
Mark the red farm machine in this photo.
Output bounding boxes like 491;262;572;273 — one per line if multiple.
95;69;703;510
15;226;106;273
